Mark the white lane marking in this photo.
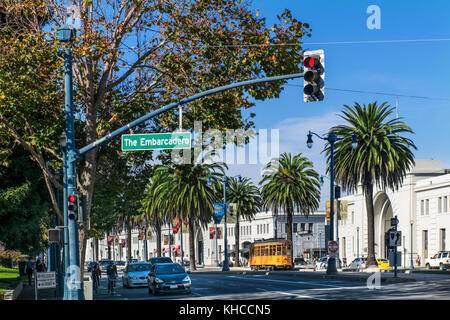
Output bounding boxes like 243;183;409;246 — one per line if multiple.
275;291;325;300
226;275;362;288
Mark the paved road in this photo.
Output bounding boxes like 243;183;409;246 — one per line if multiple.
93;270;450;300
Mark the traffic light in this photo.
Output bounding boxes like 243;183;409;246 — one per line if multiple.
48;228;63;243
303;49;325;102
335;185;341;199
77;194;88;224
67;194;77;220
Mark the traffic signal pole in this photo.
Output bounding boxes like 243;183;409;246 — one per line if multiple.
62;44;84;300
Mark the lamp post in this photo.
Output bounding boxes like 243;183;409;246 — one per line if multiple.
357;226;360;260
307;130;357;274
220;175;241;272
410;220;414;270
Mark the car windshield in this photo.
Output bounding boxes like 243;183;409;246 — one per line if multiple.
155;264;185;275
128;264;151;272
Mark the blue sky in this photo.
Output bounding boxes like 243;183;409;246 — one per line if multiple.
224;0;450;210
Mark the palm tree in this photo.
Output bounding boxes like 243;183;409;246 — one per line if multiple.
326;102;416;267
260;152;321;265
154;151;227;270
141;168;171;258
225;177;261;266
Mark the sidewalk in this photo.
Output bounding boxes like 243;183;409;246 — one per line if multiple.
16;282;60;300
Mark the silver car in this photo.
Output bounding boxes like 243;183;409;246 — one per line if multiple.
348;257;367;271
123;262;152;288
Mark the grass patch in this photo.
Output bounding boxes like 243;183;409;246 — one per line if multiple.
0;266;20;289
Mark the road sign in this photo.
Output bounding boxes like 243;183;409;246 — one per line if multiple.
328;241;339;258
328;241;339;253
121;132;191;151
36;271;56;289
388;230;402;247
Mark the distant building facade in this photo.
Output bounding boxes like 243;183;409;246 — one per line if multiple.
86;211;327;265
337;159;450;267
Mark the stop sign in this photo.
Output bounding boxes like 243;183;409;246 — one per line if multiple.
328;241;339;253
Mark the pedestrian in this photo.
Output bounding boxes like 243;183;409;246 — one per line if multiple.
26;257;34;286
36;259;45;272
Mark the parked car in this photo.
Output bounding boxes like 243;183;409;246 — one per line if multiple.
147;262;191;295
149;257;173;266
315;257;341;270
376;258;391;269
87;261;101;273
123;262;152;288
99;259;112;270
315;257;328;270
219;260;234;267
294;257;307;265
424;251;450;270
348;257;367;271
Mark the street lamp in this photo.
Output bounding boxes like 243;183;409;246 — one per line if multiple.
410;220;414;270
57;24;83;299
307;130;357;274
220;175;241;272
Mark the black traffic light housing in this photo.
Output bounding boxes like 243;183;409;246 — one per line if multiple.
303;49;325;102
68;194;77;220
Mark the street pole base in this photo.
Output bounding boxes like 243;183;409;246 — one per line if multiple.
326;258;338;274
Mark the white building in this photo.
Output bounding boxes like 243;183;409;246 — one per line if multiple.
337;159;450;267
86;211;327;266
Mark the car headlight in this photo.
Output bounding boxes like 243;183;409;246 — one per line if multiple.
182;276;191;284
155;278;164;284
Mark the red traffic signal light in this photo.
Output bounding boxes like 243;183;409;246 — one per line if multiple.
303;56;319;69
68;194;77;219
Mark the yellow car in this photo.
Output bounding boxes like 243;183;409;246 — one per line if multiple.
376;258;391;269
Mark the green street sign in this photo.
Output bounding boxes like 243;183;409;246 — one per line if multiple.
121;132;191;151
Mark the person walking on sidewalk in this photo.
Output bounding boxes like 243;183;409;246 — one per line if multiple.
26;257;34;286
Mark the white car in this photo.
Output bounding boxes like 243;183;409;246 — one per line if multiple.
122;262;152;288
424;251;450;270
348;257;367;271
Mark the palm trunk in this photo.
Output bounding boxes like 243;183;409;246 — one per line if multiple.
286;209;293;266
234;213;240;266
364;182;378;267
156;223;162;257
189;220;196;270
127;223;132;263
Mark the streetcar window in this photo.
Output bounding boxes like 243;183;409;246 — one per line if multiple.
282;245;287;256
277;245;281;256
270;245;274;256
256;247;260;257
287;244;292;256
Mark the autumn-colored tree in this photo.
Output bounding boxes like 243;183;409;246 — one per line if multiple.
0;0;313;273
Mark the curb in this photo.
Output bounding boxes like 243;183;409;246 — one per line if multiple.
3;280;23;300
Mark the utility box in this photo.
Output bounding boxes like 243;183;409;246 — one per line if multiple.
83;276;93;300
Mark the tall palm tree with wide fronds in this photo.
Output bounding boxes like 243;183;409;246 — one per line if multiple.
260;152;321;265
141;168;171;258
155;150;227;270
225;177;261;266
325;101;416;268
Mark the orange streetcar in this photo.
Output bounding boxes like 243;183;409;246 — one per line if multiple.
249;239;293;271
